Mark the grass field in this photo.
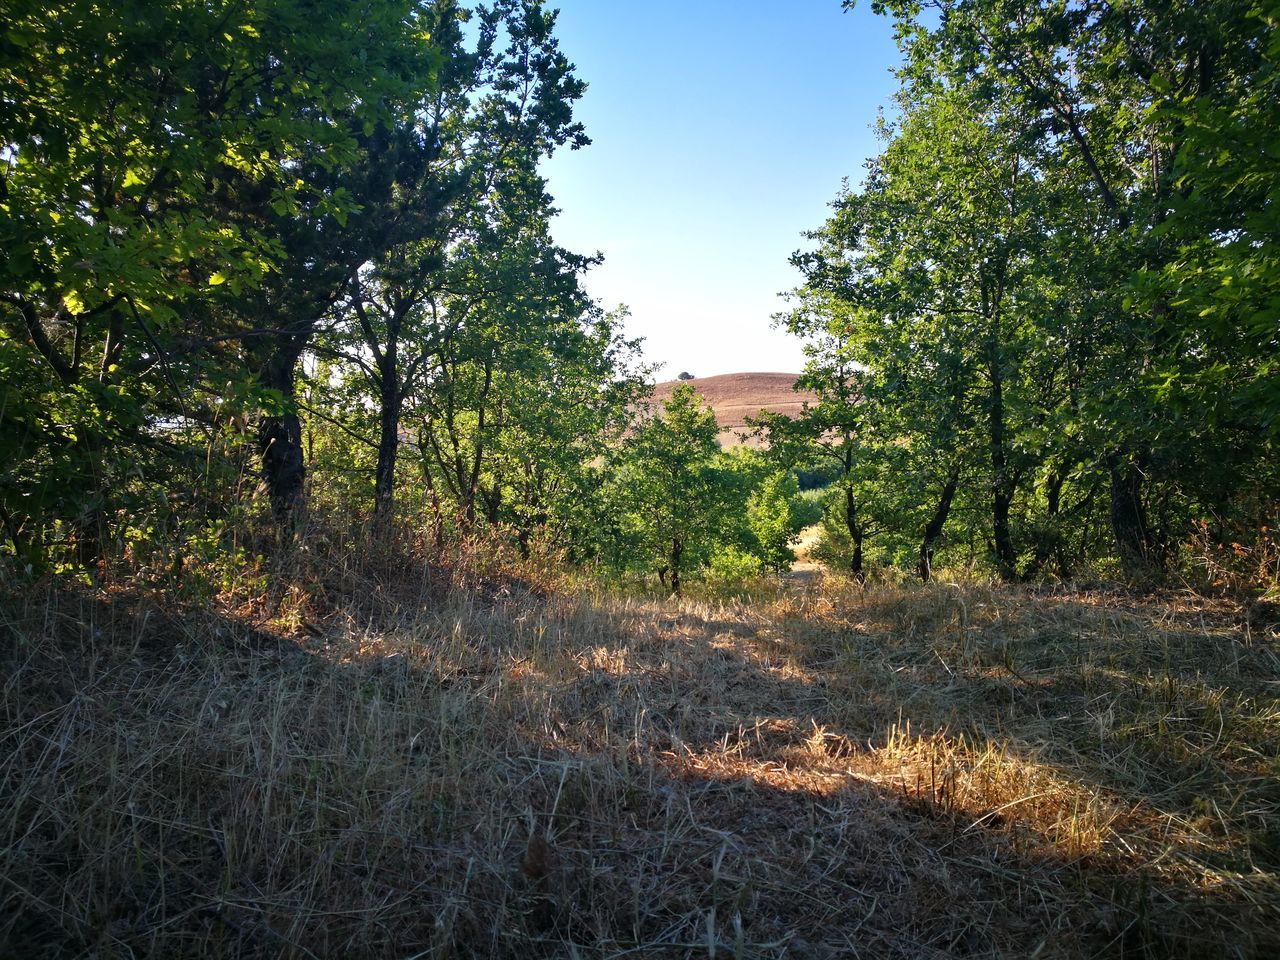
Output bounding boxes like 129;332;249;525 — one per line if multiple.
3;562;1278;958
649;373;816;447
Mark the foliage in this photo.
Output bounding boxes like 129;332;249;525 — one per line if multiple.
1143;0;1280;439
0;0;650;579
0;0;437;565
604;385;729;592
781;0;1280;587
791;487;827;528
4;0;1277;603
704;545;766;592
747;470;801;573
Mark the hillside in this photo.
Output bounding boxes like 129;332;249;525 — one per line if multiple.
650;371;815;445
5;1;1278;957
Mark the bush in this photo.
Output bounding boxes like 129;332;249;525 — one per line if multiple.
791;487;826;528
747;471;801;572
705;546;765;591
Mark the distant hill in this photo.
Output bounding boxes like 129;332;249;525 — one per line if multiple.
649;371;814;446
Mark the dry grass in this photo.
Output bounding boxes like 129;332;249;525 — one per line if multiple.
2;565;1278;958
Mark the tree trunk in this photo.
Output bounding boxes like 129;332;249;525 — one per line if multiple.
68;431;107;572
417;440;446;551
992;488;1016;581
669;537;683;595
482;484;502;525
987;341;1017;581
1024;466;1067;580
373;378;400;533
844;485;865;583
256;343;307;526
72;507;105;573
918;466;960;583
1108;453;1154;574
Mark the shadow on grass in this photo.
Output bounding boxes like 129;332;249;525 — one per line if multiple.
1;579;1276;958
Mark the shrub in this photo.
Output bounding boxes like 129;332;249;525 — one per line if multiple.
705;545;765;591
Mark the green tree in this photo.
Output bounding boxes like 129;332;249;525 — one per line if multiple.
0;0;435;565
862;0;1276;573
757;310;886;581
321;0;589;530
481;310;650;558
1139;0;1280;475
746;470;801;574
609;385;729;594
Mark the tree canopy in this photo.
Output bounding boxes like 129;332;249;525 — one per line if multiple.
2;0;1275;595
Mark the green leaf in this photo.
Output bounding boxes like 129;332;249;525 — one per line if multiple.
62;290;87;315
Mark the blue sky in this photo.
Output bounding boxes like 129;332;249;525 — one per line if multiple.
539;0;902;379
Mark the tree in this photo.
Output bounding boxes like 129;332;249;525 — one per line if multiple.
767;0;1278;583
862;0;1275;573
608;385;730;594
746;470;802;574
480;310;649;558
758;304;882;581
0;0;435;564
321;0;589;530
781;92;1052;584
1141;0;1280;445
398;223;596;531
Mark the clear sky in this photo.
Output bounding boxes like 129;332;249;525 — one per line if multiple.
538;0;902;379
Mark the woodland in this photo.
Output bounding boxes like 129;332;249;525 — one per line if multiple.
2;1;1278;957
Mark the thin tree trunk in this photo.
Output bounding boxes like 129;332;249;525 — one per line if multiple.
993;488;1015;581
1024;466;1067;580
373;375;400;533
354;293;403;534
482;484;502;525
417;441;445;551
844;485;865;583
986;334;1017;581
918;466;960;583
68;430;107;571
669;537;683;595
256;342;307;527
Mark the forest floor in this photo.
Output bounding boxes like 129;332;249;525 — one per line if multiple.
3;562;1279;958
